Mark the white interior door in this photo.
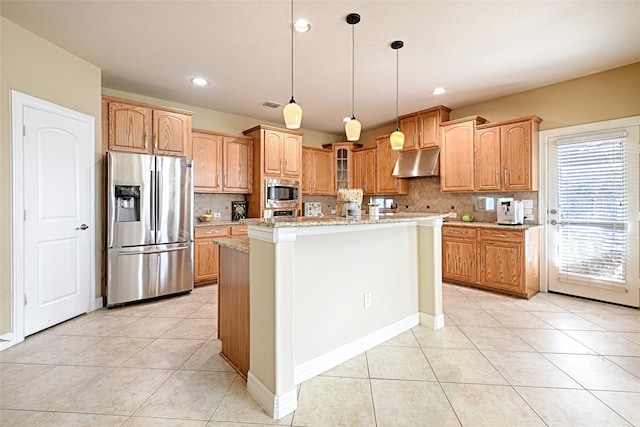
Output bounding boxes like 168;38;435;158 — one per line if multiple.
547;121;640;307
22;104;93;335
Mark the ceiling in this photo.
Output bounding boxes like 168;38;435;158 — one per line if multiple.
2;1;639;136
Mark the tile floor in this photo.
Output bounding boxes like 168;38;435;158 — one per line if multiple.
1;283;639;426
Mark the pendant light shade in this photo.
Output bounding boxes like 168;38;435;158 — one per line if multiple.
284;0;302;129
345;13;361;141
390;40;405;150
283;98;302;129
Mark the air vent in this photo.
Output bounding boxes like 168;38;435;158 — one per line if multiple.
261;100;283;109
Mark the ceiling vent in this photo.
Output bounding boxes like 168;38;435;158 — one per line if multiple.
261;100;283;109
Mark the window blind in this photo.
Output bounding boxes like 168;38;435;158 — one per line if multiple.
556;136;627;284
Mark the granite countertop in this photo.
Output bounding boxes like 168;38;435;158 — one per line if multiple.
242;213;445;228
212;236;249;253
443;220;543;230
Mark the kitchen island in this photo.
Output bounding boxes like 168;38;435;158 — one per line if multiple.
241;213;444;418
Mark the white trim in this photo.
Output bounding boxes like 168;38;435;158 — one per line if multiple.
247;372;297;419
539;115;640;299
420;312;445;329
0;332;15;352
294;312;420;385
9;90;96;349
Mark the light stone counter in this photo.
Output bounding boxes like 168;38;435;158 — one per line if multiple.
212;236;249;254
242;212;444;228
443;220;543;230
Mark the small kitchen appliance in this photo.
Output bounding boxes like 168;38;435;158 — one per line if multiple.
497;197;524;225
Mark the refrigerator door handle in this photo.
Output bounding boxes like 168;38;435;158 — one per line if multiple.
150;170;156;232
117;246;188;256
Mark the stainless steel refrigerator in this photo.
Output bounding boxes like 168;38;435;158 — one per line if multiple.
106;151;194;307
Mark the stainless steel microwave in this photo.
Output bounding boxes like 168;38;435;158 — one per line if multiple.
265;178;299;208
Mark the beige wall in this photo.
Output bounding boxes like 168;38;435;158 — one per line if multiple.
0;17;103;334
102;88;342;148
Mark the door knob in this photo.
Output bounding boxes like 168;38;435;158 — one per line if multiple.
76;224;89;230
549;219;558;225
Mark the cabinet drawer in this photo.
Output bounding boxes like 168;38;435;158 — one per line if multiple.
230;224;248;236
442;226;477;239
195;226;229;239
479;228;522;242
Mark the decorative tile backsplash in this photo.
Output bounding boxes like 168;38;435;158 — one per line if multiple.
194;193;246;221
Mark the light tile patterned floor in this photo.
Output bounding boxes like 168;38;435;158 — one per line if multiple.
1;283;639;426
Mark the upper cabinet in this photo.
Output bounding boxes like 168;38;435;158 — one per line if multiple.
353;146;376;195
475;116;542;192
302;147;334;195
258;127;302;179
103;96;193;157
399;105;451;151
322;142;363;193
376;135;408;195
192;129;253;194
440;116;488;192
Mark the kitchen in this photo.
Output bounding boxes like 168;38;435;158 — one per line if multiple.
2;1;640;425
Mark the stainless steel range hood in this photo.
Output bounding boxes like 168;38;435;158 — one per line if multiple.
392;147;440;178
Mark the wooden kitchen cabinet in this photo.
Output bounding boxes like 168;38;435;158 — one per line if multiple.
442;226;478;284
194;225;229;285
302;146;334;195
375;135;408;195
440;116;487;192
353;146;376;194
399;105;451;151
194;224;248;285
475;116;542;191
243;125;303;218
442;224;541;299
192;129;252;194
103;96;192;157
322;142;363;192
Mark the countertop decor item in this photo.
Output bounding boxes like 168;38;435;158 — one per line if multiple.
199;209;213;222
232;201;247;221
461;213;473;222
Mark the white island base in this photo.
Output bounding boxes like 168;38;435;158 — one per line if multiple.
244;214;444;419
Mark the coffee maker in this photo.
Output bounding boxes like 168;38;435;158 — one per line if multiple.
497;197;524;225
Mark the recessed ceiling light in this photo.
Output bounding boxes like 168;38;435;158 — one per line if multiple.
293;19;311;33
191;77;209;86
432;87;446;95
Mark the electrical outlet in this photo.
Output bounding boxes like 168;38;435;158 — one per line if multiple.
331;209;337;215
448;212;457;218
364;291;372;308
213;212;221;218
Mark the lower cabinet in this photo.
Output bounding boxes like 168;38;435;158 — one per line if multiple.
442;225;540;298
194;224;247;285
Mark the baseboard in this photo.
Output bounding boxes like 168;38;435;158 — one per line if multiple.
0;332;17;351
92;297;104;311
247;372;297;419
294;312;420;385
420;312;445;329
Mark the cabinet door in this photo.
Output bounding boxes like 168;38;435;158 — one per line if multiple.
376;138;401;194
480;239;523;293
153;110;191;157
223;137;252;193
440;122;475;192
418;111;439;148
301;148;314;194
363;149;376;194
313;149;334;195
263;129;284;176
475;127;501;191
335;147;351;191
501;121;532;191
192;132;223;192
400;116;418;151
194;239;219;284
108;102;152;153
442;237;477;283
283;133;302;178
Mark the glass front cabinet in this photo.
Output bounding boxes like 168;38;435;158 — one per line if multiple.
323;142;363;193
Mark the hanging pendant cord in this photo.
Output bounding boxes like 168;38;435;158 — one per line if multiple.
351;22;355;119
395;47;399;130
290;0;294;101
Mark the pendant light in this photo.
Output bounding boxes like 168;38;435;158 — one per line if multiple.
345;13;361;141
283;0;302;129
390;40;405;150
